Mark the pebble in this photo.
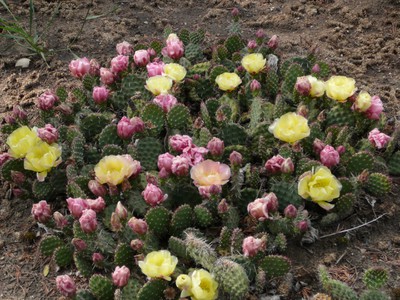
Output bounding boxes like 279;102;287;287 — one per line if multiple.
0;240;5;249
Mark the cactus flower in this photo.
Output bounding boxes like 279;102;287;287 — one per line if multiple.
242;236;266;257
171;155;190;176
36;124;59;144
56;275;76;298
133;49;150;67
320;145;340;168
110;55;129;73
297;220;309;232
215;72;242;91
53;212;68;228
269;112;310;144
190;160;231;187
112;266;130;287
72;238;87;251
153;94;178;112
115;201;128;219
241;53;266;74
94;155;141;186
181;146;209;166
66;197;89;218
247;193;278;221
325;75;356;102
92;86;110;104
284;204;298;218
88;180;107;197
307;75;326;98
368;128;391;149
130;239;144;251
169;134;193;152
31;200;51;223
12;105;27;120
207;137;224;157
176;274;192;298
100;67;115;85
295;76;312;96
147;61;165;77
162;33;184;60
250;79;261;92
6;126;40;158
138;250;178;280
247;39;257;50
92;252;104;264
37;91;58;111
265;155;285;174
86;197;106;213
190;269;219;300
256;29;265;38
116;41;133;55
353;91;372;112
69;57;90;78
117;116;136;139
365;95;383;120
79;209;97;233
145;75;173;95
267;35;279;49
298;166;341;210
157;152;175;174
128;217;148;235
142;183;167;206
163;63;187;82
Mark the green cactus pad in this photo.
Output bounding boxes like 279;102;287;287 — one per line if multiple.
332;193;356;217
75;290;96;300
168;236;189;259
150;40;163;55
71;135;85;167
338;177;355;194
137;279;167;300
142;103;165;136
190;61;211;74
362;267;388;290
216;44;229;60
270;181;303;210
74;252;93;278
184;232;217;270
98;124;123;148
296;158;322;177
122;279;142;300
89;275;115;300
320;212;340;227
40;236;63;256
325;105;356;127
136;137;162;171
185;43;203;62
145;207;171;238
170;204;193;236
200;102;212;130
67;181;88;198
359;290;390;300
32;180;56;200
364;173;391;196
266;69;279;98
388;151;400;175
56;87;68;101
346;151;374;175
102;144;124;156
282;63;304;98
114;243;135;270
197;127;212;147
230;228;245;254
220;123;247;146
249;97;263;131
82;75;97;91
194;205;213;228
121;74;149;99
260;255;291;278
79;113;111;141
224;35;245;55
189;29;205;44
1;159;25;182
319;265;358;300
218;226;232;255
54;245;73;267
167;104;190;129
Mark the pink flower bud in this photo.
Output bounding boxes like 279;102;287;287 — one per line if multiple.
256;29;265;38
116;41;133;55
37;91;58;110
311;64;320;74
112;266;130;287
265;155;285;174
281;157;294;173
297;220;308;232
111;55;129;73
242;236;266;257
153;94;178;113
86;197;106;213
55;103;73;115
72;238;87;251
171;155;190;176
31;200;51;223
66;197;89;218
158;153;175;174
130;117;145;133
264;192;278;212
128;217;148;235
247;40;257;50
79;209;97;233
53;211;68;228
313;138;326;155
92;252;104;264
229;151;243;166
198;186;212;199
207;137;225;156
134;50;151;67
12;188;24;198
158;167;169;179
295;76;312;96
111;212;122;232
365;95;383;120
267;35;279;49
100;67;115;85
115;201;128;219
162;34;184;60
320;145;340;167
284;204;297;218
236;65;245;73
147;48;156;57
368;128;391;149
92;86;110;104
12;105;27;120
247;199;268;221
56;275;76;297
169;135;193;152
142;183;167;206
231;7;240;17
11;171;25;184
218;199;229;214
209;184;222;195
193;74;201;80
88;180;107;197
297;105;308;118
336;145;346;155
4;114;15;124
250;79;261;92
0;153;11;167
69;57;90;78
130;239;144;251
146;61;165;77
89;59;100;76
37;124;59;144
117;116;136;139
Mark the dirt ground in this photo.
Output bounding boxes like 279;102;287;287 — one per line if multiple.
0;0;399;299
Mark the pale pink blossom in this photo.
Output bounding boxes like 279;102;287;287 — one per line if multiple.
368;128;391;149
128;217;148;235
116;41;133;55
247;40;257;50
242;236;266;257
162;34;184;60
53;212;68;228
198;184;222;199
130;117;145;133
12;105;27;120
153;94;178;112
110;55;129;73
190;159;231;187
365;95;383;120
247;193;278;221
320;145;340;167
181;146;208;166
117;116;136;139
169;134;193;152
171;155;190;176
86;197;106;213
134;49;150;67
79;209;97;233
56;275;76;297
147;61;166;77
92;86;110;104
88;180;107;197
295;76;311;96
69;57;90;78
157;153;175;174
256;29;265;38
265;155;285;174
66;197;89;218
37;91;58;110
112;266;130;287
147;48;156;57
207;137;224;156
31;200;51;223
37;124;58;144
100;67;115;85
142;183;167;207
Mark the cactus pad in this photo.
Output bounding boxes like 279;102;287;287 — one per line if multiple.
194;205;213;228
114;243;135;270
89;275;115;300
40;236;63;256
364;173;391;196
362;267;388;289
260;255;291;278
170;204;193;236
137;279;167;300
136;137;162;171
145;207;171;237
167;104;190;129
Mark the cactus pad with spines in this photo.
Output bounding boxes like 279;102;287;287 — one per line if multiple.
79;113;111;141
74;252;93;278
362;267;388;290
225;35;245;56
210;65;229;83
184;232;217;270
145;207;171;238
332;193;356;217
167;104;190;129
168;236;189;259
89;275;115;300
122;279;142;300
270;181;303;210
364;173;391;196
98;124;122;148
194;205;213;228
114;243;135;270
71;135;85;167
220;123;247;146
54;245;73;267
282;63;304;98
1;159;25;181
260;255;291;278
102;144;124;156
319;265;358;300
346;151;374;175
170;204;193;236
137;279;167;300
388;151;400;175
141;103;165;136
325;105;356;127
359;290;390;300
136;137;162;171
40;236;63;256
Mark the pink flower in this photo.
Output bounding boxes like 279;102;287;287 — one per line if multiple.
247;40;257;50
130;239;144;251
86;197;106;213
92;86;110;104
162;34;184;60
147;48;156;57
297;220;308;232
250;79;261;92
31;200;51;223
265;155;285;174
313;138;326;155
158;153;175;174
79;209;97;233
69;57;90;78
53;212;68;228
247;193;278;221
229;151;243;166
181;146;208;166
92;252;104;263
130;117;145;133
134;49;150;67
117;116;136;139
100;67;115;85
267;35;278;49
37;91;58;110
198;184;222;199
147;61;165;77
295;76;311;96
89;59;100;76
66;197;89;218
56;275;76;297
0;153;12;167
171;155;190;176
88;180;107;197
256;29;265;38
368;128;391;149
320;145;340;167
111;55;129;73
190;159;231;187
115;201;128;219
128;217;148;235
207;137;225;157
112;266;130;287
242;236;266;257
169;134;193;152
281;158;294;173
365;95;383;120
284;204;297;218
72;238;87;251
153;94;178;112
116;41;133;55
12;105;27;120
142;183;167;207
37;124;59;144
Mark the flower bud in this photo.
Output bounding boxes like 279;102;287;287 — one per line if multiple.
31;200;51;223
0;153;11;167
130;117;145;133
100;67;115;85
336;145;346;155
365;95;383;120
12;105;27;120
116;41;133;55
171;155;190;176
267;35;278;49
69;57;90;78
236;65;245;73
134;50;150;67
79;209;97;233
158;167;169;179
162;34;184;60
130;239;144;251
147;48;156;57
313;138;326;155
110;212;122;232
53;211;68;228
92;86;110;104
55;103;73;115
265;154;285;174
157;153;174;174
72;238;87;251
229;151;243;166
128;217;148;235
242;236;266;257
250;79;261;92
112;266;130;287
13;188;24;198
37;91;58;110
295;76;312;96
247;40;257;50
88;180;107;197
142;183;167;206
284;204;297;218
218;198;229;214
147;61;165;77
117;116;136;139
281;157;294;174
4;114;15;124
368;128;391;149
115;201;128;220
231;7;239;17
311;64;320;74
86;196;106;213
11;171;25;185
209;184;222;195
37;124;59;144
153;94;178;113
89;59;100;76
56;275;76;298
111;55;129;73
320;145;340;167
207;137;224;157
297;220;308;232
256;29;265;38
169;134;193;152
192;74;201;80
92;252;104;264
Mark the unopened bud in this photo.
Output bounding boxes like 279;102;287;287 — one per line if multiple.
218;199;229;214
11;171;26;184
229;151;243;166
247;40;257;50
88;180;107;197
336;145;345;155
128;217;148;235
250;79;261;92
12;105;27;120
53;211;68;228
130;239;144;251
297;220;308;232
267;35;278;49
297;105;308;118
92;253;104;264
311;64;320;74
72;238;87;251
256;29;265;39
281;158;294;173
284;204;297;218
231;7;239;17
115;201;128;220
295;76;312;96
110;212;122;232
313;138;326;155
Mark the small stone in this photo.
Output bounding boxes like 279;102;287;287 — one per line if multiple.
322;253;336;264
391;236;400;245
0;240;5;249
377;241;390;250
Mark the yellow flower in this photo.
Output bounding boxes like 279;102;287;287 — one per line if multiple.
6;126;41;158
138;250;178;281
268;112;310;144
215;72;242;91
176;269;219;300
306;75;325;98
145;75;173;95
298;166;342;210
325;75;356;102
94;155;141;186
190;160;231;187
24;141;62;181
163;63;187;82
355;91;372;112
241;53;266;74
176;274;192;298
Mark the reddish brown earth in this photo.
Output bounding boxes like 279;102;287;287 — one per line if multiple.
0;0;399;299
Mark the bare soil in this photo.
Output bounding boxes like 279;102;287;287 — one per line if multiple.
0;0;399;299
